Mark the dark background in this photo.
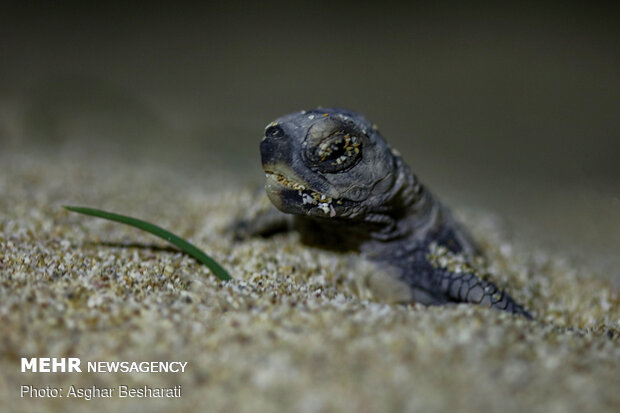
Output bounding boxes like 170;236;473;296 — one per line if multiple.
1;2;618;272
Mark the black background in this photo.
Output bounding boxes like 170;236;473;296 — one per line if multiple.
1;2;618;271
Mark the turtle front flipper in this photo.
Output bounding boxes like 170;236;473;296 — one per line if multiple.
228;190;295;241
393;246;533;319
435;268;533;319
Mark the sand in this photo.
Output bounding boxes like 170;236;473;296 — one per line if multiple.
1;151;619;413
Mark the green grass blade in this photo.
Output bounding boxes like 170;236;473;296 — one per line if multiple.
64;206;232;281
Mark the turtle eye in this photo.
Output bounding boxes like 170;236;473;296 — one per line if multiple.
310;131;362;172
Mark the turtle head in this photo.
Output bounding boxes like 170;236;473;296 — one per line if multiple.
260;108;401;221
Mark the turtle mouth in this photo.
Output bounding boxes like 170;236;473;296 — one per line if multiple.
263;169;339;217
265;170;308;192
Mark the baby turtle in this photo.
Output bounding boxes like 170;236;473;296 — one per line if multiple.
238;108;532;318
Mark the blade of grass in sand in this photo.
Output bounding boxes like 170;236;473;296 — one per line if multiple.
63;206;232;281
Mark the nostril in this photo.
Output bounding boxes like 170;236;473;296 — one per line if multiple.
265;124;284;139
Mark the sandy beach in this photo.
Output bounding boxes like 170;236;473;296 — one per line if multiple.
1;150;618;412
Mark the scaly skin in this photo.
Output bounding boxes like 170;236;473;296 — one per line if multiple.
244;107;532;318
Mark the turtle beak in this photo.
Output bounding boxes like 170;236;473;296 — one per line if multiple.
260;128;293;168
